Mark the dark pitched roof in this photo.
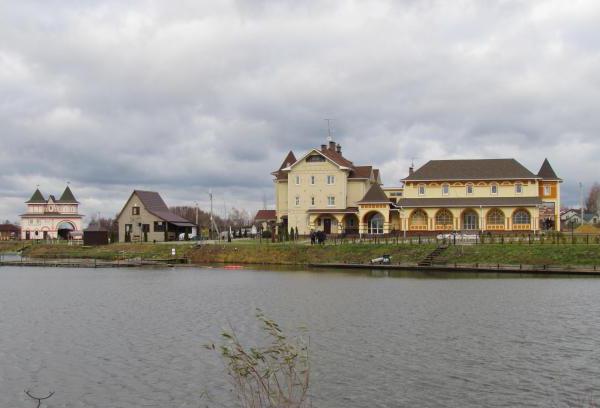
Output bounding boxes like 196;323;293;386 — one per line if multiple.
58;186;79;203
349;165;372;179
255;209;276;220
126;190;195;225
26;188;46;203
273;151;297;180
0;224;20;232
394;196;543;208
358;184;390;203
537;158;560;180
318;148;355;168
403;159;538;181
84;224;108;232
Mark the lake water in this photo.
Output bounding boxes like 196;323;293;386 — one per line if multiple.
1;266;599;407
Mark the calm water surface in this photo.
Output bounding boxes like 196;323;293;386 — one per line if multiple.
1;266;599;407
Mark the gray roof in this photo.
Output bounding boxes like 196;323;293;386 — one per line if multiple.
26;189;46;203
58;186;79;203
357;184;392;203
131;190;196;225
403;159;538;181
394;196;543;208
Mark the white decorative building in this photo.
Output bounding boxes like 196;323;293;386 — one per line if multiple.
20;186;83;240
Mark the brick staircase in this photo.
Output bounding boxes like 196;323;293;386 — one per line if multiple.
418;244;449;266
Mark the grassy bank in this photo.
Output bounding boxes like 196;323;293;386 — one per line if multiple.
188;242;435;265
439;244;600;266
22;243;196;260
0;241;28;253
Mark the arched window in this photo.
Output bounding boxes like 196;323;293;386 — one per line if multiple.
435;209;453;230
409;210;428;230
368;213;384;234
513;209;531;225
486;208;505;229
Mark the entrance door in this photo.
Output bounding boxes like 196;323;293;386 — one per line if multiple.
463;211;478;230
43;231;48;240
25;231;30;240
323;218;332;234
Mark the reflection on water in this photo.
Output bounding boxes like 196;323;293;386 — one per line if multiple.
0;265;599;407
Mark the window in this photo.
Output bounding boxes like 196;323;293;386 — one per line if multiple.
486;208;505;226
491;183;498;195
544;185;551;195
132;206;140;215
310;196;315;206
442;184;449;196
515;183;523;194
466;183;474;195
306;155;325;162
435;209;453;228
154;221;165;232
327;196;335;206
409;210;428;230
418;184;426;196
295;196;300;206
310;176;315;185
295;176;300;185
513;209;530;225
462;210;479;230
368;213;384;234
327;175;335;185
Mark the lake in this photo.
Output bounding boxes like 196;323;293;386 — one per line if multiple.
0;266;599;407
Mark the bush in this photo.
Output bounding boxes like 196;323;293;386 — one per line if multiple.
207;310;310;408
261;230;272;239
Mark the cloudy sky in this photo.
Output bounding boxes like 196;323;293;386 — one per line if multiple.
1;0;599;223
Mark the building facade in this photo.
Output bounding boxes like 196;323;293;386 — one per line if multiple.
272;140;381;235
20;186;83;240
116;190;196;242
0;224;20;240
273;140;561;235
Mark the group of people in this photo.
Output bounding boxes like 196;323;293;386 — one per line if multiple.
309;230;327;245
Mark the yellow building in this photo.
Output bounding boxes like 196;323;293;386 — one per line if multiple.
272;140;381;235
390;158;562;234
273;141;562;235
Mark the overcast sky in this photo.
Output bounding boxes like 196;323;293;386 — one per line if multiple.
1;0;599;224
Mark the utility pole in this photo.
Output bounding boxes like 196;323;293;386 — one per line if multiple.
195;201;199;239
209;189;214;240
580;182;584;225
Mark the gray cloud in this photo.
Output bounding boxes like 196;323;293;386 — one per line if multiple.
1;0;599;223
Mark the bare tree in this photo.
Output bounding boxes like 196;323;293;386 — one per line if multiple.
585;183;600;215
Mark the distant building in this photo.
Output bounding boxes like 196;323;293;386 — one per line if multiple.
0;224;20;241
116;190;196;242
254;209;276;232
20;186;83;240
561;209;600;226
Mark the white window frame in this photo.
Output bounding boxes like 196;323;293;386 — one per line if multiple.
327;196;335;207
442;183;449;196
310;175;315;185
295;175;300;185
295;196;300;206
327;175;335;185
418;184;426;196
466;183;474;195
310;196;315;206
515;182;523;195
490;183;498;195
544;185;551;195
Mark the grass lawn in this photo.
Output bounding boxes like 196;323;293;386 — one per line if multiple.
189;242;436;265
23;243;196;260
0;241;28;253
438;244;600;266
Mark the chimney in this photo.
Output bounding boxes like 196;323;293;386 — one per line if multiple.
336;144;342;154
321;144;327;151
329;140;336;150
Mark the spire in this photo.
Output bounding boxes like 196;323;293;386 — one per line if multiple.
26;188;46;203
537;158;560;180
58;185;79;203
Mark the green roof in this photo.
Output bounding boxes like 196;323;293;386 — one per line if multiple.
26;189;46;203
58;186;78;203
